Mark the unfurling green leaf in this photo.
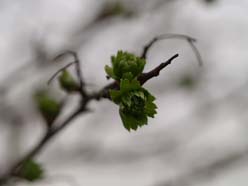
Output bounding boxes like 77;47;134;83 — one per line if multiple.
34;90;61;127
19;160;43;182
105;51;146;81
59;70;79;92
110;79;157;131
105;65;114;79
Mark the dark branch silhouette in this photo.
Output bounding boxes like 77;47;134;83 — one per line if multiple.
138;54;179;85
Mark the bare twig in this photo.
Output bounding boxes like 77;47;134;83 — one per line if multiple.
50;51;87;97
141;34;202;66
138;53;179;85
47;61;76;85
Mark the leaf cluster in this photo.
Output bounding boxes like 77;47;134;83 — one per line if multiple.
105;50;146;81
105;51;157;131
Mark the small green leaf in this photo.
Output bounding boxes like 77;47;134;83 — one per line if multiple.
59;70;79;92
104;65;115;79
120;109;148;131
145;100;157;118
110;79;157;131
119;110;138;131
19;160;43;182
144;92;157;118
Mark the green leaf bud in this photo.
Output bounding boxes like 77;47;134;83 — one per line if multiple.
19;160;43;182
59;70;79;93
105;50;146;81
34;91;61;127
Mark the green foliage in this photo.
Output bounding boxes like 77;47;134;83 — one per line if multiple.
105;51;157;131
105;50;146;81
106;51;157;131
59;70;79;92
112;79;157;131
34;90;61;127
19;160;43;182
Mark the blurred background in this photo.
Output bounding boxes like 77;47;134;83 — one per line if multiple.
0;0;248;185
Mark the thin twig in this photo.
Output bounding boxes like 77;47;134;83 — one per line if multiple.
56;51;85;91
51;51;87;97
141;33;202;66
47;62;76;85
186;38;203;66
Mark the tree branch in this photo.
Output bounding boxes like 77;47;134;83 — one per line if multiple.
90;53;179;100
47;61;76;85
0;105;86;185
0;53;179;185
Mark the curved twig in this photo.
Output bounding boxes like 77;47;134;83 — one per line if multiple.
51;50;87;97
54;51;85;88
141;33;203;66
47;61;76;85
